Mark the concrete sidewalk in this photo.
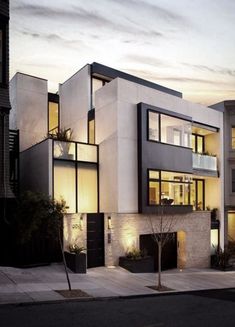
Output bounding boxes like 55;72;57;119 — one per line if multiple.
0;264;235;305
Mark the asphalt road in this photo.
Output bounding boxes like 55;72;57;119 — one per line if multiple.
1;289;235;327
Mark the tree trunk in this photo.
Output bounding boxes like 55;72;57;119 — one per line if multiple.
158;241;162;289
59;226;72;291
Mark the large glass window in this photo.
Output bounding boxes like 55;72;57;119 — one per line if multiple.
77;166;97;213
148;170;191;206
148;111;191;148
48;101;59;134
232;127;235;149
0;29;3;83
54;161;76;213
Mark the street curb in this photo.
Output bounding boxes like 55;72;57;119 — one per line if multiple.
0;287;235;308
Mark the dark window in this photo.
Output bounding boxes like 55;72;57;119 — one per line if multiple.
232;169;235;192
148;170;191;206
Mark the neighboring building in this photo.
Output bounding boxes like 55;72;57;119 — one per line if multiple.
10;63;226;270
0;0;13;200
210;100;235;245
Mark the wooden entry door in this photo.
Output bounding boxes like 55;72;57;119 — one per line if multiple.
87;213;104;268
140;233;177;271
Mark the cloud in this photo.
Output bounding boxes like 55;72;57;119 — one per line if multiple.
19;29;87;50
112;0;186;23
182;63;235;77
124;54;168;68
11;2;164;38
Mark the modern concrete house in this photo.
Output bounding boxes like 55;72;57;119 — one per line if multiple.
10;63;227;270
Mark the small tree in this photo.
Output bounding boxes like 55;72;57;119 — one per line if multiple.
148;207;177;291
14;191;72;290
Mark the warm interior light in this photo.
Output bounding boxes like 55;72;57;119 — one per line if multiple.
108;216;111;229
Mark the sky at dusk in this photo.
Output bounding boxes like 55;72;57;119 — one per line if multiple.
10;0;235;105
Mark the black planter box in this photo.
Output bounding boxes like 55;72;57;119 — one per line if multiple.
64;251;87;273
119;256;154;273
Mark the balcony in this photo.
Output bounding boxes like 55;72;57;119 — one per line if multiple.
192;153;217;175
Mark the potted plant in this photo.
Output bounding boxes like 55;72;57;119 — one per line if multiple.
119;248;154;273
64;244;87;273
211;245;233;271
52;128;74;160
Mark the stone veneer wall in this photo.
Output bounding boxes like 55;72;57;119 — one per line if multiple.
104;212;211;269
63;214;87;251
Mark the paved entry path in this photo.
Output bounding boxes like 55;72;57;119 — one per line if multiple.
0;264;235;305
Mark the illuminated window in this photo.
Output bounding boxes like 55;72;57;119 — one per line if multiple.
54;161;76;213
77;165;97;213
148;170;191;206
48;101;59;134
232;127;235;149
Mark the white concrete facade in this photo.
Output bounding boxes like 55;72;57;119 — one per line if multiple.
10;63;226;270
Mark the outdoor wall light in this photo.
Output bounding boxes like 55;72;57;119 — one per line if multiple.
108;216;112;230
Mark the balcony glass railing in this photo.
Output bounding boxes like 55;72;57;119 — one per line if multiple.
192;153;217;171
53;140;98;163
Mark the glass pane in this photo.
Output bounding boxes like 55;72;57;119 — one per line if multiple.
77;143;97;162
149;170;159;179
161;171;191;182
197;180;203;210
77;166;97;213
232;128;235;149
228;213;235;240
161;181;189;205
149;181;160;205
54;141;75;160
197;136;203;153
191;134;196;152
148;111;159;141
190;180;196;210
48;102;59;133
173;129;181;146
54;161;76;213
161;114;191;147
211;229;219;254
89;119;95;144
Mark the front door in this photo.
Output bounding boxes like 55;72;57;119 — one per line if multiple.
87;213;104;268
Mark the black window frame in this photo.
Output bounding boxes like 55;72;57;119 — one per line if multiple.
147;109;191;149
147;169;192;207
191;178;205;211
192;133;205;154
88;108;95;144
